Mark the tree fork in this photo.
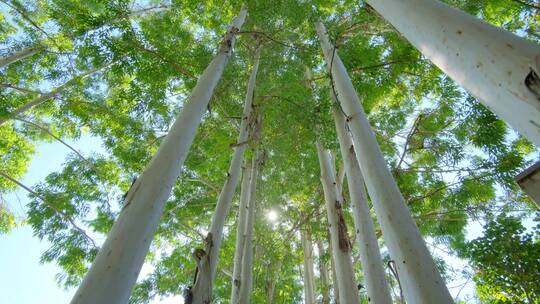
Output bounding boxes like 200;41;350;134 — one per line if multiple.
70;8;247;304
317;22;453;303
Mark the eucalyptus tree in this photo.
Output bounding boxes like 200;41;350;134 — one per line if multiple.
190;40;261;303
316;142;360;304
317;22;453;303
70;8;247;304
230;162;252;303
238;152;260;304
332;101;392;304
300;228;316;304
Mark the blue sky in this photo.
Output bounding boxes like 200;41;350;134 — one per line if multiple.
0;136;185;304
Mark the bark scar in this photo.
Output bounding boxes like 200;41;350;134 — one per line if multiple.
334;200;351;251
123;177;142;209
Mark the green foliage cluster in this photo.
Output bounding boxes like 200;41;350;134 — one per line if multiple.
0;0;539;302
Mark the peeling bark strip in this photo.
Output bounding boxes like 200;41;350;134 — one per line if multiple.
316;142;360;304
317;22;453;303
191;24;260;303
70;8;247;304
332;103;393;304
365;0;540;147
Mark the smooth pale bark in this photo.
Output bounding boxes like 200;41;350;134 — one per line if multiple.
316;240;330;304
317;22;453;304
327;230;340;304
316;143;359;304
70;9;247;304
0;64;108;126
366;0;540;147
238;152;260;304
332;105;393;304
230;162;253;303
191;40;260;304
0;45;41;68
301;229;316;304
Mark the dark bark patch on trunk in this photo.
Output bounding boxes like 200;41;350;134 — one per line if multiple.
525;68;540;100
334;200;351;252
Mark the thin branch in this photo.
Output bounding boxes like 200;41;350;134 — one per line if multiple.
0;83;42;94
350;59;420;73
0;171;98;248
135;44;197;79
13;117;87;161
510;0;540;10
0;0;55;42
396;114;422;170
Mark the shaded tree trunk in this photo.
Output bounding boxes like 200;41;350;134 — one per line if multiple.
316;142;360;304
191;35;260;304
316;240;331;304
238;152;260;304
230;162;253;303
0;45;41;68
70;8;247;304
265;258;283;304
366;0;540;146
316;22;453;304
301;229;316;304
332;104;393;304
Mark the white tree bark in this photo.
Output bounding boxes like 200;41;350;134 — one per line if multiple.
316;142;360;304
70;8;247;304
316;22;453;304
230;162;252;303
238;152;260;304
301;229;316;304
332;104;393;304
366;0;540;146
0;64;109;127
191;39;261;304
315;240;330;304
0;45;41;68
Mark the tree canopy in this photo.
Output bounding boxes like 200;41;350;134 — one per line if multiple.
1;0;539;303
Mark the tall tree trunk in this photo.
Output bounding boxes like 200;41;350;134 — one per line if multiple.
327;230;340;304
316;142;360;304
316;240;331;304
0;64;109;126
238;152;260;304
190;39;261;304
332;104;393;304
301;229;316;304
316;22;453;304
0;45;41;68
70;8;247;304
265;258;283;304
230;162;253;303
366;0;540;146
